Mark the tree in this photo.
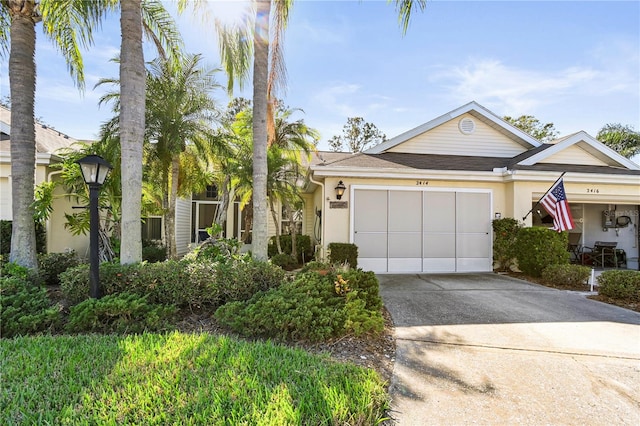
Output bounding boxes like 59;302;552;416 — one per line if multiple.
1;0;111;270
503;115;559;143
118;0;182;264
596;124;640;159
144;54;224;258
328;117;386;152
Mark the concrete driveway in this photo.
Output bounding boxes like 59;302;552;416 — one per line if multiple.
378;273;640;425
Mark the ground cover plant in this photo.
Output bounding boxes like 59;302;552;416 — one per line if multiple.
0;333;388;424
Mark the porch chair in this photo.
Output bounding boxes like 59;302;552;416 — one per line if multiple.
567;233;582;263
582;241;619;268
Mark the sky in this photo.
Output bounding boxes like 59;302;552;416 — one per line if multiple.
1;0;639;152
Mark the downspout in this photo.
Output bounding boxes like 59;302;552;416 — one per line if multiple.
309;172;326;261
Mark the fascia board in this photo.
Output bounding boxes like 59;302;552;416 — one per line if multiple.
507;169;640;185
518;131;640;170
311;166;506;182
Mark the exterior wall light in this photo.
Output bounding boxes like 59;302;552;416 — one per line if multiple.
335;180;346;200
76;155;113;299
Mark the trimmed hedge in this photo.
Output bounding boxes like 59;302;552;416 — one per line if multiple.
38;251;80;286
328;243;358;269
492;218;522;271
514;227;569;277
597;270;640;301
541;264;591;288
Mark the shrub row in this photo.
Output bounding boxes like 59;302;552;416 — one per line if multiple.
215;269;383;342
541;264;592;288
268;234;313;264
328;243;358;268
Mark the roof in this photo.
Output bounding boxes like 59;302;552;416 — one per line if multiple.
0;105;78;157
311;151;640;176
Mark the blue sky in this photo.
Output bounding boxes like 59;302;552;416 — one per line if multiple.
1;0;638;152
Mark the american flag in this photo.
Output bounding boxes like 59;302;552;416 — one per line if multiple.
540;178;575;232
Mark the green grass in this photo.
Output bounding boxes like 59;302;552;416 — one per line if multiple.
1;332;388;425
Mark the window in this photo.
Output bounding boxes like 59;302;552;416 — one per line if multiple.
142;216;162;241
206;185;218;199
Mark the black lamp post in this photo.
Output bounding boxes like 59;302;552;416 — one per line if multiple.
77;155;112;299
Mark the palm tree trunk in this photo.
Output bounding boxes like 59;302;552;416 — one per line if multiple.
269;198;282;254
214;174;231;230
8;4;38;270
119;0;145;264
161;164;171;257
166;155;180;258
286;203;298;262
251;0;271;261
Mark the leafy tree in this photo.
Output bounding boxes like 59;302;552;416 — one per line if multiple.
328;117;386;152
1;0;110;270
596;123;640;159
503;115;559;143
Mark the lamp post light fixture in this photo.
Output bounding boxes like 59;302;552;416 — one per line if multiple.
76;155;113;299
334;180;346;200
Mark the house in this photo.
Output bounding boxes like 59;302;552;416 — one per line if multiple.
0;105;90;255
305;101;640;273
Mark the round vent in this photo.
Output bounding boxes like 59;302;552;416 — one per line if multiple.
458;117;476;134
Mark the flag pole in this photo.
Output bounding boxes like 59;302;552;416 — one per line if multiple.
522;172;566;221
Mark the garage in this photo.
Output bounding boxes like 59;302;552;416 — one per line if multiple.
352;187;492;273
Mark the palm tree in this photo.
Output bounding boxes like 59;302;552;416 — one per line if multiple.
1;0;112;270
117;0;183;264
144;54;225;258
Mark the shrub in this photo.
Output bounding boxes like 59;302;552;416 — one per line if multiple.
60;260;219;309
38;251;80;286
215;269;384;342
268;235;313;263
142;241;167;263
492;218;523;271
513;227;569;277
183;237;244;263
597;270;640;301
541;264;591;288
328;243;358;269
270;253;296;269
300;260;331;272
215;258;285;304
65;293;175;334
0;276;60;338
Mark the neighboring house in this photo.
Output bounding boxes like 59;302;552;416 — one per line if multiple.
306;102;640;273
0;105;90;256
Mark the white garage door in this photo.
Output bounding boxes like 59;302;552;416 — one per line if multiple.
353;188;492;273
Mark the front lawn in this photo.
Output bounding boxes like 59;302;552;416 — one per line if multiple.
1;332;388;425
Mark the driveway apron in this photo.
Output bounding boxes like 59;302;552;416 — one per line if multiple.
378;273;640;426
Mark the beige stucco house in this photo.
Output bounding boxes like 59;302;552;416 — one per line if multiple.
0;105;90;256
305;102;640;273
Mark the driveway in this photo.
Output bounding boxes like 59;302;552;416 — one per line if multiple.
378;273;640;425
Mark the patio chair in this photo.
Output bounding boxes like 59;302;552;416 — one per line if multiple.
582;241;618;268
567;233;582;263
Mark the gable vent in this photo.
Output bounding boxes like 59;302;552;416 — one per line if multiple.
458;117;476;135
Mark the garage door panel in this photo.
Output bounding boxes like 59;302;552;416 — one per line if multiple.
424;192;455;233
389;191;421;232
354;233;387;258
389;233;421;257
423;258;456;272
389;258;422;272
457;233;491;258
354;190;387;231
457;192;490;232
424;233;455;257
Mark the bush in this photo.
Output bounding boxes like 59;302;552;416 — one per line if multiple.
328;243;358;268
597;270;640;301
38;251;80;286
492;218;522;271
142;241;167;263
0;276;60;338
215;269;384;342
513;227;569;277
270;253;296;269
60;260;219;309
215;258;285;304
268;235;313;263
541;264;591;288
183;237;244;263
65;293;175;334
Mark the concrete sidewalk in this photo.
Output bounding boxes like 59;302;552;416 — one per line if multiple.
378;273;640;425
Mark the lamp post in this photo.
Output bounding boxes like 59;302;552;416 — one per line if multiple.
76;155;113;299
